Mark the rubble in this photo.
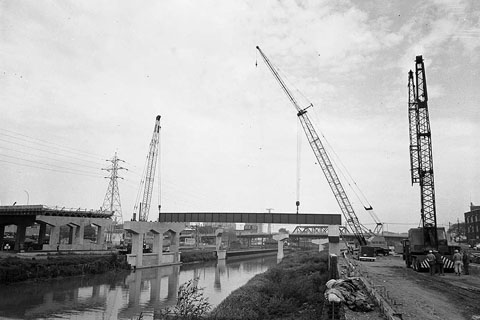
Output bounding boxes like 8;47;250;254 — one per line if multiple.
324;278;374;312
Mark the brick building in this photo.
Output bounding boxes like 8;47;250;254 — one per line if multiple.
465;203;480;243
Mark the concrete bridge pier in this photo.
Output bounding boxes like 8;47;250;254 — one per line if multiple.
273;233;289;261
215;228;226;260
169;230;180;264
14;224;27;251
49;225;61;248
131;232;145;267
37;222;46;246
328;225;340;256
153;232;163;265
36;216;112;250
73;223;84;245
95;225;105;245
68;225;75;244
123;222;185;268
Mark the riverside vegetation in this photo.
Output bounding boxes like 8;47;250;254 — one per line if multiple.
211;250;329;319
0;250;214;284
154;250;330;320
0;253;129;284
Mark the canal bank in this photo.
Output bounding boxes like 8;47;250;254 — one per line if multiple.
0;247;282;284
210;250;329;320
0;253;278;319
0;253;129;284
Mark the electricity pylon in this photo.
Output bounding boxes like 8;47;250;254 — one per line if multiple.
102;152;127;224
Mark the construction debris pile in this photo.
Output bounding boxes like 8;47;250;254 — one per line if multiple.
324;278;374;312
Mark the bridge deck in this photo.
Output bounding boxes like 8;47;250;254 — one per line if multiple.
0;205;112;219
159;212;341;225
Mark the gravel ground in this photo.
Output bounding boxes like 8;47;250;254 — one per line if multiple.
343;254;480;320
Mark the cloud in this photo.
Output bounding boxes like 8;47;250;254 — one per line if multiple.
0;0;477;231
397;0;480;72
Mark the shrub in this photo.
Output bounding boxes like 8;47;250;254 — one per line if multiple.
0;254;129;284
210;251;329;320
157;278;211;320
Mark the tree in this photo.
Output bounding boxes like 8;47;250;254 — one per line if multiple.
157;278;211;320
279;228;289;234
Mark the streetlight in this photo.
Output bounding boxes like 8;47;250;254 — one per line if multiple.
24;190;29;205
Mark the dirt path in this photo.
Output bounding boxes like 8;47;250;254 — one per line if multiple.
349;255;480;320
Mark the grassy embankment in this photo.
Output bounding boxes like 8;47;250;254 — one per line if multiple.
0;253;129;284
210;250;329;320
0;250;216;284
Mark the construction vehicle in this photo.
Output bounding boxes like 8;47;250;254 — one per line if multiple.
132;115;161;222
256;46;386;257
403;56;457;271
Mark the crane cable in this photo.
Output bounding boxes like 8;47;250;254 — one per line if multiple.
314;122;383;226
296;120;301;214
158;129;162;218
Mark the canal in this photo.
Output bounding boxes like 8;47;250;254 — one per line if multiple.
0;255;278;319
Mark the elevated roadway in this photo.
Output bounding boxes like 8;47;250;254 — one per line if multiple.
159;212;341;225
0;205;113;251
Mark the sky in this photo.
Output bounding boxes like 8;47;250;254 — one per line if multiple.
0;0;479;233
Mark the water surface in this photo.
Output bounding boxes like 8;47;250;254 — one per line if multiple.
0;255;278;319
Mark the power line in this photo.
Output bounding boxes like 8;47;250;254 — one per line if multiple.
0;145;102;171
0;128;107;160
0;153;102;177
0;137;105;167
0;158;103;179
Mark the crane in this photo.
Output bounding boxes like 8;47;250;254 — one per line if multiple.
402;56;459;272
256;46;368;246
133;115;161;222
408;56;438;249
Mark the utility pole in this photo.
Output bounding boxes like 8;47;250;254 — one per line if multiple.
102;152;127;224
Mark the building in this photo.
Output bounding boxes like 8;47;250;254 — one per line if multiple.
465;203;480;243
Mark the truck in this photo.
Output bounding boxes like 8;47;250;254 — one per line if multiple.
353;245;376;261
402;227;458;272
366;235;389;256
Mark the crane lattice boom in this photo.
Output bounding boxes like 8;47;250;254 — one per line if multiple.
135;115;161;222
408;56;437;249
256;46;367;246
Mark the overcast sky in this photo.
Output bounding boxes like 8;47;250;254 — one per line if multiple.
1;0;479;233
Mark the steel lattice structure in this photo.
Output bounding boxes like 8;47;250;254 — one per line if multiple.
408;56;438;249
408;71;420;184
135;115;161;222
256;46;367;246
102;152;126;224
291;225;348;235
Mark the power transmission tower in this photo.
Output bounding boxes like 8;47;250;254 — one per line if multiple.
102;152;127;224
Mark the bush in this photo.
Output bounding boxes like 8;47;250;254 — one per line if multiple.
210;251;329;320
0;254;129;284
157;278;211;320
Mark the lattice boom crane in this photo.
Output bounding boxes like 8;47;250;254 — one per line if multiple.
256;46;368;246
133;115;161;222
408;56;438;249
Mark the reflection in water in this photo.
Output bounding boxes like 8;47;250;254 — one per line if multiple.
0;255;277;320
